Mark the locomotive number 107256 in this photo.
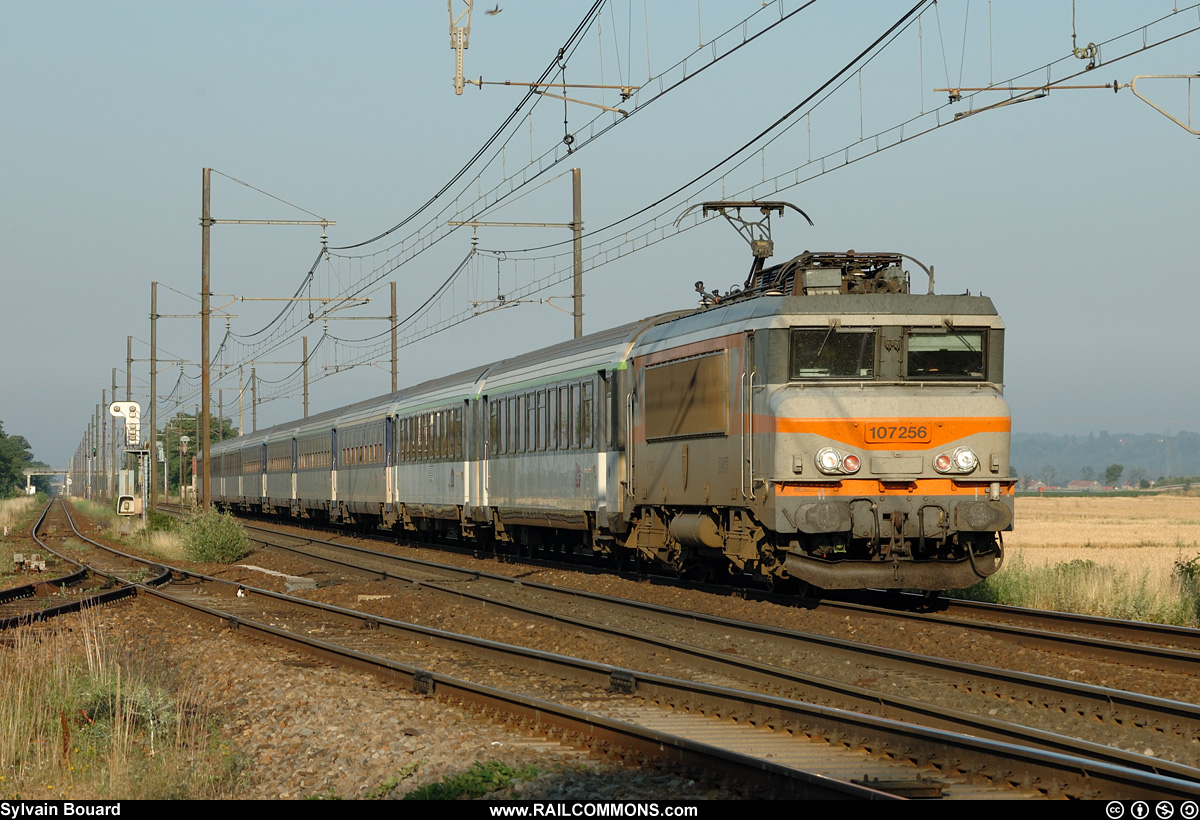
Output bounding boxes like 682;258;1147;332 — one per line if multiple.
864;424;931;443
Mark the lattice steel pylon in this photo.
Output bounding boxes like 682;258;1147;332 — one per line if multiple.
449;1;475;95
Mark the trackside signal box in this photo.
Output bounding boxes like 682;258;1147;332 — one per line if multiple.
117;495;142;516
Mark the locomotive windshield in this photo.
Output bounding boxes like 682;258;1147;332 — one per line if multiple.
788;326;993;381
906;330;985;380
789;329;876;379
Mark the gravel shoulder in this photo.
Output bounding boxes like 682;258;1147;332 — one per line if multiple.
91;595;749;800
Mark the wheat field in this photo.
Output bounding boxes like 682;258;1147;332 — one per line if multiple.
969;495;1200;623
1008;495;1200;583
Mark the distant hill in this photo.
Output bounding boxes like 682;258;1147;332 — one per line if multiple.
1011;431;1200;486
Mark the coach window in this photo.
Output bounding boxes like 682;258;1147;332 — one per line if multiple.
537;390;549;451
506;397;517;453
789;329;876;379
529;393;539;452
558;387;571;450
569;384;581;448
906;329;985;380
580;381;595;448
498;401;508;454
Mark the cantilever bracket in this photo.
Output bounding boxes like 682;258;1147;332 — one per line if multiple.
1130;74;1200;135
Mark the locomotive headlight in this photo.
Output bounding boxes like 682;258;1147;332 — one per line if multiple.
816;448;860;475
816;448;842;473
934;448;978;474
953;447;979;472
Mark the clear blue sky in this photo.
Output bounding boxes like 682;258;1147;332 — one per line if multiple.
2;1;1197;468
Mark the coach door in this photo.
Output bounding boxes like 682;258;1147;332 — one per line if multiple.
330;428;338;506
384;417;394;513
480;396;491;509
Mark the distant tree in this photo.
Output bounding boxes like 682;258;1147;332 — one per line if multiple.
1105;463;1124;486
1127;467;1147;488
158;414;240;497
1042;464;1057;486
1079;466;1095;482
0;421;36;497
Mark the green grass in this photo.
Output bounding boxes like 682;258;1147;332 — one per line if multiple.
403;761;538;800
181;509;251;563
365;762;422;799
950;552;1200;626
144;510;178;533
71;498;119;529
0;609;242;799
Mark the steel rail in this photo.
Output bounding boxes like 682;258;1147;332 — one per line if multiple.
140;567;1200;800
891;591;1200;655
243;526;1200;783
0;499;88;605
207;505;1200;676
60;505;1200;798
0;499;171;631
802;594;1200;675
232;521;1200;748
132;584;892;800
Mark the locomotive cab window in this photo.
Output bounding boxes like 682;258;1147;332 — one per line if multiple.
789;329;876;380
906;330;985;380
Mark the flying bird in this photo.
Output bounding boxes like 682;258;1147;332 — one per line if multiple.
486;5;502;15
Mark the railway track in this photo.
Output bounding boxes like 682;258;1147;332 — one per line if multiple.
141;505;1200;798
222;519;1200;771
814;591;1200;676
0;499;169;628
207;506;1200;679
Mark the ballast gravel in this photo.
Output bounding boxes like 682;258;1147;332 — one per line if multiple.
98;597;745;801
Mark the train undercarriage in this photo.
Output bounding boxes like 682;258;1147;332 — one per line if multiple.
223;490;1005;595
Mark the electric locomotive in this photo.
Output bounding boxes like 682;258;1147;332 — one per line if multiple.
626;248;1011;591
206;226;1013;592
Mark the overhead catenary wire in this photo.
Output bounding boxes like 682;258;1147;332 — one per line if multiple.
226;253;321;340
226;1;821;375
323;0;820;268
477;0;931;257
479;1;1199;266
180;1;933;414
219;2;615;377
329;0;607;252
170;3;1200;421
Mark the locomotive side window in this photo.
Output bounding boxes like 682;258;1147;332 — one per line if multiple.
644;352;727;440
906;330;985;380
789;330;876;379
